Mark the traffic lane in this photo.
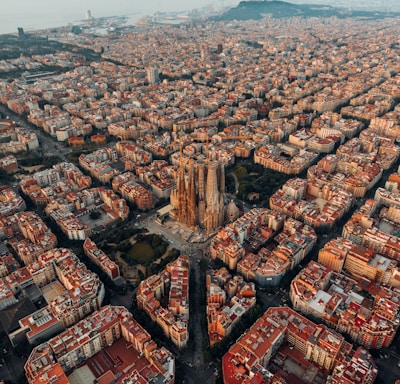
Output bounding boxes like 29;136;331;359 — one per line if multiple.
375;354;400;384
180;362;216;384
258;289;288;309
0;357;13;382
0;104;70;160
4;353;27;382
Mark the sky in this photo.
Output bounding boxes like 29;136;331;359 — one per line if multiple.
1;0;399;35
0;0;240;34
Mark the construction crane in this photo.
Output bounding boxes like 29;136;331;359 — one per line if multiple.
191;134;211;165
192;134;210;147
179;131;253;169
214;134;253;142
192;133;253;143
176;133;205;167
188;133;255;168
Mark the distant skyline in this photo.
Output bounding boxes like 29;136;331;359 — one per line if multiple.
0;0;239;35
1;0;400;35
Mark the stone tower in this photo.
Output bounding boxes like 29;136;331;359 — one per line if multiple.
205;161;221;234
170;159;225;233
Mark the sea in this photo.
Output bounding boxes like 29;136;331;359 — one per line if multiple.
0;0;237;36
2;0;400;36
0;10;144;36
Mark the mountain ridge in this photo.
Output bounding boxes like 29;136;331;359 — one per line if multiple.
211;0;400;21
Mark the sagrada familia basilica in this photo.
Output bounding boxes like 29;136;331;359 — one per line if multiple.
170;158;239;235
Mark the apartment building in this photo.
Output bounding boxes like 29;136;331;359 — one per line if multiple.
290;260;399;349
25;305;175;384
136;255;189;349
223;306;377;384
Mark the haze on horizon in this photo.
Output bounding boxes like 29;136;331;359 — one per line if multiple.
1;0;239;35
2;0;400;35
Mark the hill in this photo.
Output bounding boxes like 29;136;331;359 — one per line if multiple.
211;0;400;21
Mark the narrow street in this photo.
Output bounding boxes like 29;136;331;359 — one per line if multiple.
0;104;71;161
143;216;216;382
190;256;205;369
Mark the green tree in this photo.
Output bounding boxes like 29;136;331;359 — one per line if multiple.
235;165;248;180
89;211;101;220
